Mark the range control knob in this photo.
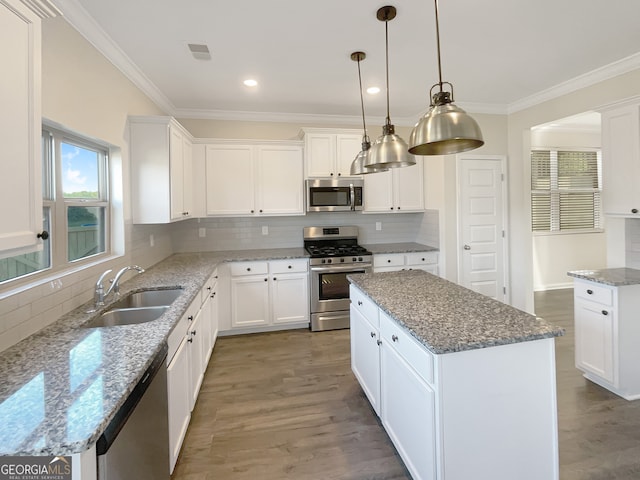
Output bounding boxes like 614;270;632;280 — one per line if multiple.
321;259;326;264
358;257;363;262
352;257;357;262
327;258;332;264
340;258;345;263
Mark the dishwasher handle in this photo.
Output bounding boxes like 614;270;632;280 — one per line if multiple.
96;343;168;455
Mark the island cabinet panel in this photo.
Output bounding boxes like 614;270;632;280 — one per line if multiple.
373;251;439;275
350;303;381;416
572;278;640;400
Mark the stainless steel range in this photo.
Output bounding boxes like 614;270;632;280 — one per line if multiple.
304;226;372;331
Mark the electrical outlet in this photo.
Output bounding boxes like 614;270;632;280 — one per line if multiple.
149;234;155;247
376;222;382;231
262;226;269;235
199;227;206;238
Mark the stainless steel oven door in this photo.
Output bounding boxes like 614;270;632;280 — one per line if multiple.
310;263;371;314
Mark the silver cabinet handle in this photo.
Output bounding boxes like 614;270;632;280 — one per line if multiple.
464;245;471;250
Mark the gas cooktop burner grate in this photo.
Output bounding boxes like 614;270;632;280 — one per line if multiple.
305;244;371;258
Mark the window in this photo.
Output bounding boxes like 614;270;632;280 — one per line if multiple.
0;126;110;285
531;149;602;233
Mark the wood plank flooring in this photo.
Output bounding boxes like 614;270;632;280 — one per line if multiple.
172;289;640;479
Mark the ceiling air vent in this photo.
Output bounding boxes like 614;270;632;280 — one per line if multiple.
187;43;211;60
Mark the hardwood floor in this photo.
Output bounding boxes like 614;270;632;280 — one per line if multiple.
172;289;640;479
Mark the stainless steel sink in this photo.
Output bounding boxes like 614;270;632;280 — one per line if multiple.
83;306;169;328
109;288;182;310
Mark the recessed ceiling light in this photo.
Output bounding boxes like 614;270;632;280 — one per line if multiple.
187;43;211;61
367;86;380;94
243;79;258;87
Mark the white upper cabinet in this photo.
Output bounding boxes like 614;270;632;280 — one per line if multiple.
205;141;304;216
364;160;424;213
0;0;52;257
601;102;640;216
301;128;363;178
129;116;194;223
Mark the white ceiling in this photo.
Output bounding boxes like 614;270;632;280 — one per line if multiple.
54;0;640;125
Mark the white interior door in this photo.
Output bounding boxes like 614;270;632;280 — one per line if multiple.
457;155;508;302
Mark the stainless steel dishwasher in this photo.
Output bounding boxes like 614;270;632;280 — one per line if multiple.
96;343;170;480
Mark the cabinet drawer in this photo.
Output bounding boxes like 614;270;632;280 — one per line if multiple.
574;280;613;306
230;261;268;276
269;258;308;274
380;310;434;386
350;285;379;327
373;254;404;268
405;252;438;266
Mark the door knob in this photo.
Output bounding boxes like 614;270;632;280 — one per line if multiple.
464;245;471;250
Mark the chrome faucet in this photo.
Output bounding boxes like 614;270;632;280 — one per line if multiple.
91;265;145;311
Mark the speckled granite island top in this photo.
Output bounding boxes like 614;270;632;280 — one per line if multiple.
362;242;438;254
568;267;640;286
0;248;308;457
348;270;563;354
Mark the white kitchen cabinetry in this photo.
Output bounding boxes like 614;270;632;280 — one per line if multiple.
350;283;559;480
301;128;362;178
572;278;640;400
364;160;424;213
229;259;309;331
129;116;194;223
0;0;51;257
205;141;304;216
373;251;439;275
601;102;640;216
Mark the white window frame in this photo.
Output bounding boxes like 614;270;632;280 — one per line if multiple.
531;147;603;235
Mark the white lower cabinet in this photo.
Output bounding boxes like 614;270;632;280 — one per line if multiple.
373;251;439;275
573;278;640;399
350;284;560;480
230;259;309;331
167;336;190;472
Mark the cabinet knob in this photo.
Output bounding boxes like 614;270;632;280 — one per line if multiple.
37;231;49;240
191;329;197;336
288;265;292;269
632;208;639;214
602;310;609;316
392;335;399;342
387;259;391;263
330;172;334;176
370;332;376;338
247;267;251;271
586;289;593;295
187;337;193;343
390;207;394;210
338;172;341;176
207;286;212;291
421;258;425;261
357;300;363;306
264;278;268;282
259;209;263;213
464;245;471;250
376;339;382;346
251;210;255;213
188;315;194;321
273;277;277;281
397;207;401;210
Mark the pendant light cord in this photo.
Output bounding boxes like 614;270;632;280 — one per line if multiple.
434;0;443;92
384;18;391;126
356;57;369;142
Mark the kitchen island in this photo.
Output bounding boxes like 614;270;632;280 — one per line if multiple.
348;270;564;480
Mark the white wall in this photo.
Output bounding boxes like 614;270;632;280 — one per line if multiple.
530;127;607;290
0;18;173;351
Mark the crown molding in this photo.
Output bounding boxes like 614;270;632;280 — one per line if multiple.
508;52;640;114
52;0;175;115
21;0;61;17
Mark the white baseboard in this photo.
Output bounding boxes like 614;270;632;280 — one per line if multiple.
534;282;573;292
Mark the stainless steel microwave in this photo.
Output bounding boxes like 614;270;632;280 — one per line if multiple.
306;179;364;212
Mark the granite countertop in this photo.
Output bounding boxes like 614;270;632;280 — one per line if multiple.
348;270;564;355
567;267;640;286
0;247;308;457
363;242;438;254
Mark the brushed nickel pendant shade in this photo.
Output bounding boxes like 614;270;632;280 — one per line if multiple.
365;6;415;170
408;0;484;156
349;51;387;175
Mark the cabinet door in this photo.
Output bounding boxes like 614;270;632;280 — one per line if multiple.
169;127;185;220
205;144;255;215
601;105;640;216
305;134;336;177
231;275;270;327
257;145;304;215
381;343;437;480
271;273;309;324
167;337;191;473
350;305;381;416
395;160;424;212
364;170;394;213
188;311;205;411
336;134;363;177
0;1;43;255
574;298;616;384
210;289;219;350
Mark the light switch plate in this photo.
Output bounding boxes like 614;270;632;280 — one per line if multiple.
199;227;206;238
376;222;382;231
262;226;269;235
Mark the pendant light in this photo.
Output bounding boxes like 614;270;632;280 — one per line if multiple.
365;5;415;170
350;52;387;175
408;0;483;156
